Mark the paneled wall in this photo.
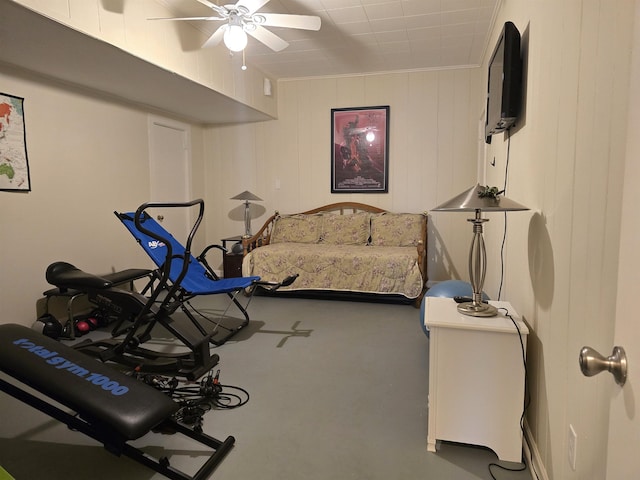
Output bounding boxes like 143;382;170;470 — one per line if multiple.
202;68;482;284
481;1;635;478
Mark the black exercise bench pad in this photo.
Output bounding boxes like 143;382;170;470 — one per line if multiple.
0;323;178;440
43;263;154;295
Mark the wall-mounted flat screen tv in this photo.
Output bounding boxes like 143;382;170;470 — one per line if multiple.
485;21;522;144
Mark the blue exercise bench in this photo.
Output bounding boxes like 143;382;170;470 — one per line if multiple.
115;200;262;347
45;199;296;380
114;200;296;346
0;323;234;480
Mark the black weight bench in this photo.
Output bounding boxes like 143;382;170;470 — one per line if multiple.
45;262;221;380
0;323;234;480
43;267;156;339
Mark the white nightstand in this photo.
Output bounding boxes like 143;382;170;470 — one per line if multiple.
423;296;528;463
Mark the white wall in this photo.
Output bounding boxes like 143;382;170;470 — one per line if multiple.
203;69;482;284
481;1;635;478
0;65;205;324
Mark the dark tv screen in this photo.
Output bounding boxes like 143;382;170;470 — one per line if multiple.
485;22;522;143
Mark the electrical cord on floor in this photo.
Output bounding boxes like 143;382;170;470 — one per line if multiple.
130;368;250;431
488;308;540;480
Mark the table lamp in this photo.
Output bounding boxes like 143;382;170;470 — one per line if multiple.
231;190;263;238
432;184;529;317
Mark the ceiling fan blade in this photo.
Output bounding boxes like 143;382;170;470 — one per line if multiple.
247;25;289;51
148;16;225;21
202;24;227;48
194;0;227;15
260;13;321;31
236;0;271;15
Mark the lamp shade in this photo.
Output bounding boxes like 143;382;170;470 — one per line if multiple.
231;190;262;202
432;184;529;212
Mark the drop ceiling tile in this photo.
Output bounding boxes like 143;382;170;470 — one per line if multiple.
320;0;363;8
407;26;442;41
369;17;407;32
375;29;409;43
404;13;441;29
326;6;368;24
351;32;380;45
376;40;411;54
337;20;374;34
401;0;442;16
364;2;404;21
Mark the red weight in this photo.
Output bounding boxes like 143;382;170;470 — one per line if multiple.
87;317;99;330
75;321;90;333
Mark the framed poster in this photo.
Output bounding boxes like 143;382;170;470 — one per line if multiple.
331;105;389;193
0;92;30;191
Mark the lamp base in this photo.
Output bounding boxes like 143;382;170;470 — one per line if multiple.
457;301;498;317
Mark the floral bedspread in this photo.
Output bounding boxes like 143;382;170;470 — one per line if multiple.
243;243;424;299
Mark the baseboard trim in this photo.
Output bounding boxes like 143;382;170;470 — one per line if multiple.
523;419;549;480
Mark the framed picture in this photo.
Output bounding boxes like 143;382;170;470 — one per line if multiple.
331;105;389;193
0;92;30;191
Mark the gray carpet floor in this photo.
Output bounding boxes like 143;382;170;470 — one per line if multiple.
0;295;531;479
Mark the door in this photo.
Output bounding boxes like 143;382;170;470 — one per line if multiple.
148;115;192;241
605;2;640;477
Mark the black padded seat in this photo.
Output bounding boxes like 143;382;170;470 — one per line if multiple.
0;323;177;439
44;261;154;295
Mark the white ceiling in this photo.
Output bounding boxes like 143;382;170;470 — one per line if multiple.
162;0;500;79
0;0;500;124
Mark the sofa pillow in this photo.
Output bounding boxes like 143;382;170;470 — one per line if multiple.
370;213;425;247
321;213;371;245
270;214;323;244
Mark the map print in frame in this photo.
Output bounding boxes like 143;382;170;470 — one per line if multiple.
331;105;389;193
0;92;30;191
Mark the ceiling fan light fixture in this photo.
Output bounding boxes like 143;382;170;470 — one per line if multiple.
155;0;321;54
223;18;247;52
252;14;266;25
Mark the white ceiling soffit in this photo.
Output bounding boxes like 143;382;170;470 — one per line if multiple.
0;1;272;125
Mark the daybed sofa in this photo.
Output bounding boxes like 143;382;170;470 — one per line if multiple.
241;202;428;304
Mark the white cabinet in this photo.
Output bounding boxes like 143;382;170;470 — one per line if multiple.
423;297;528;463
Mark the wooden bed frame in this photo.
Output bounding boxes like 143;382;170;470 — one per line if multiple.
241;202;428;305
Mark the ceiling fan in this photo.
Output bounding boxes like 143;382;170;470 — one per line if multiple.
150;0;321;52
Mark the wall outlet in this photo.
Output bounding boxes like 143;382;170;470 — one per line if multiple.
568;424;577;471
